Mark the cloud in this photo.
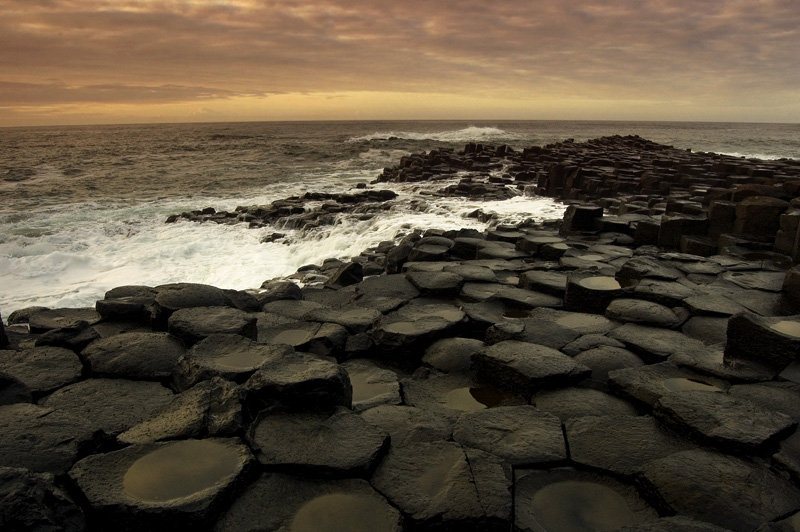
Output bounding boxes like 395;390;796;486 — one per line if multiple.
1;0;799;121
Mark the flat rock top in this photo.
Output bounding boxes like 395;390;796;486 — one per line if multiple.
0;346;83;396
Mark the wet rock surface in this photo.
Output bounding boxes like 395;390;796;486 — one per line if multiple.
5;135;800;530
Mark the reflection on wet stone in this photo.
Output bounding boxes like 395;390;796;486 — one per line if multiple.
530;480;636;532
123;439;241;502
290;493;399;532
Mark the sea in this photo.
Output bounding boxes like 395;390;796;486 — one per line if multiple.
1;120;799;322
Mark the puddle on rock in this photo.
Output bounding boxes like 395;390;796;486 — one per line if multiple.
211;349;269;371
123;440;240;502
290;493;397;532
504;308;531;319
555;313;609;330
770;320;800;338
349;371;396;403
383;321;425;334
577;254;605;262
272;329;315;346
577;277;621;291
662;378;722;393
529;480;636;532
444;387;510;411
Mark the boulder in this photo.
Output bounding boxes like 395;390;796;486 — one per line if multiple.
167;307;257;347
0;403;102;475
151;283;236;329
81;332;186;380
341;359;401;412
452;405;566;466
256;280;303;306
303;305;381;334
172;334;292;392
654;390;796;452
243;351;352;411
532;387;639;420
371;440;511;529
639;449;800;532
41;378;174;436
247;407;388;476
215;474;402;532
562;204;604;232
118;378;242;445
324;261;363;288
353;274;420;312
0;346;83;398
69;438;254;531
515;468;657;532
26;308;101;334
360;405;455;446
471;340;591;397
565;414;694;477
0;467;85;532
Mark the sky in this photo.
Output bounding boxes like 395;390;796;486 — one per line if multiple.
1;0;799;126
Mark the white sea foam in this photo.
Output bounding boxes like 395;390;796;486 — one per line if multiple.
347;127;517;143
717;151;788;161
0;191;565;320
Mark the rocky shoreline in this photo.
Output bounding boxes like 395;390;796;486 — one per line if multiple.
3;136;800;531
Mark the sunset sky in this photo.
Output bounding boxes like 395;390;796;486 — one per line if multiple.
2;0;799;126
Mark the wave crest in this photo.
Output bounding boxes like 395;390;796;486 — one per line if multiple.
348;126;515;143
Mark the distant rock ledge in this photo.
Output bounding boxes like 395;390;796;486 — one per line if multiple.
2;136;800;531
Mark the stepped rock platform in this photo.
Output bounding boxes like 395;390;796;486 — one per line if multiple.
3;136;800;531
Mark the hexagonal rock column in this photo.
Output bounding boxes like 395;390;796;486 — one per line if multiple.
561;204;604;233
0;346;83;398
0;466;86;531
371;303;466;351
471;340;591;398
215;474;402;532
452;405;566;466
247;407;388;476
371;440;511;530
172;334;292;392
639;449;800;532
81;332;186;380
151;283;238;330
0;403;102;475
654;390;796;452
514;468;657;532
724;312;800;371
69;438;254;531
733;196;789;236
167;307;257;347
242;351;352;412
564;270;627;314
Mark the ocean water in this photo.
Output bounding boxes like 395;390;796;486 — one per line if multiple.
1;120;799;320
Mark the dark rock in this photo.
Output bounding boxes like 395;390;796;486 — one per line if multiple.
371;440;511;529
352;274;420;313
256;280;303;306
617;256;683;281
215;474;402;532
0;371;32;405
7;306;51;325
562;204;604;232
406;271;464;296
372;303;466;351
532;387;639;420
82;332;186;380
634;279;698;307
69;438;253;531
561;333;626;356
654;390;796;452
403;371;523;414
609;323;708;362
566;414;694;476
721;270;786;292
360;405;455;445
616;516;735;531
97;286;157;322
518;269;568;297
683;293;747;316
247;407;387;476
0;312;7;349
0;346;83;397
452;405;566;466
172;334;292;391
487;307;619;349
565;269;628;314
0;467;85;532
151;283;236;329
639;449;800;532
733;196;789;235
515;468;657;532
422;337;485;373
118;378;242;444
725;312;800;370
303;305;381;334
243;351;352;412
341;359;401;412
472;340;591;397
609;362;728;409
442;263;498;282
41;378;174;436
167;306;257;347
0;403;101;475
728;382;800;422
325;261;363;288
34;322;100;352
26;308;101;334
572;346;646;390
606;299;685;328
